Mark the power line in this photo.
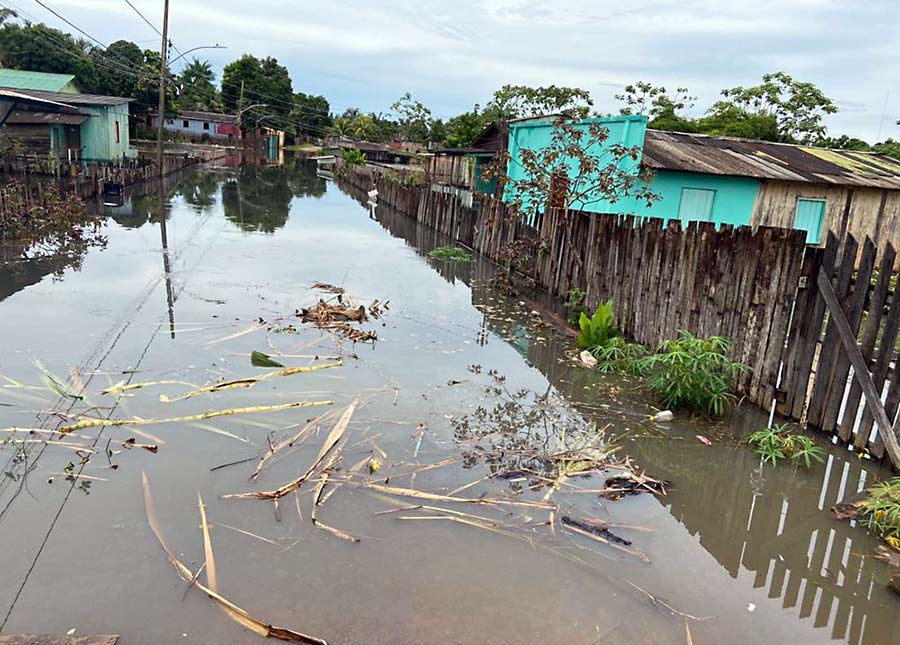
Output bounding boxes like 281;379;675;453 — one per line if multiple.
31;0;106;48
123;0;160;37
121;0;183;61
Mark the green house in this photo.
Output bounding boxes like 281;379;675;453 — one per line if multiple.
0;87;132;162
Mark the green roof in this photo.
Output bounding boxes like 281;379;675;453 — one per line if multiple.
0;69;78;92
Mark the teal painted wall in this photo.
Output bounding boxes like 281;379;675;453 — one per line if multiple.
504;115;760;228
506;115;646;215
79;103;131;161
624;170;760;227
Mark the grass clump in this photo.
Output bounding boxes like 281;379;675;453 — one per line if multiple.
429;245;472;262
748;423;825;469
637;332;746;417
590;337;649;374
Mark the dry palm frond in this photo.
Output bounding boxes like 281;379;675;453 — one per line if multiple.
55;400;334;434
225;400;357;501
143;474;328;643
161;363;342;403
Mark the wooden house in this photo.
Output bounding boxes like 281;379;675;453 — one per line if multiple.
0;86;132;162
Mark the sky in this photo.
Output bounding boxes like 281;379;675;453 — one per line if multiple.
7;0;900;142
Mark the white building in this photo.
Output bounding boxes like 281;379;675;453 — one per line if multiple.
151;111;241;141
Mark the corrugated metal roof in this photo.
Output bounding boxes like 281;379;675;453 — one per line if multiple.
4;110;89;125
0;69;76;92
0;88;80;112
642;130;900;189
0;86;131;106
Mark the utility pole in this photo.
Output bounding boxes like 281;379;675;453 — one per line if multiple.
155;0;170;177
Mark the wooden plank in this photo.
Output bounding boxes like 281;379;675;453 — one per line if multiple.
0;637;118;645
840;243;897;442
807;235;859;429
822;237;877;432
817;270;900;466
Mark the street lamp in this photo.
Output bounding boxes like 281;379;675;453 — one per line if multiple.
168;44;227;66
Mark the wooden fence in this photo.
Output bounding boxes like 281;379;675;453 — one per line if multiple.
338;162;900;468
356;195;900;643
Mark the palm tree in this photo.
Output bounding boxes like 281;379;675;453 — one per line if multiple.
178;58;220;111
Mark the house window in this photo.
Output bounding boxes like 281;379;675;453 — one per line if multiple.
183;120;189;128
114;121;120;144
794;198;826;245
678;188;716;222
203;122;210;130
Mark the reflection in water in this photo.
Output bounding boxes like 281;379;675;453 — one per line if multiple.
222;158;326;233
345;181;900;645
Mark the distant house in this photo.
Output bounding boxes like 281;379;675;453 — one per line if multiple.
151;111;241;141
502;115;900;248
0;69;81;93
0;87;132;161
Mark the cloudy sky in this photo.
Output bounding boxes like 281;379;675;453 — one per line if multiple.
12;0;900;141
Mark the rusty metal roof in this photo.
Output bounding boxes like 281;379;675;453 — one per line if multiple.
0;86;131;106
642;130;900;189
4;110;89;125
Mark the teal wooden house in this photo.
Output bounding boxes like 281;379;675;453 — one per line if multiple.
504;116;900;250
0;77;133;162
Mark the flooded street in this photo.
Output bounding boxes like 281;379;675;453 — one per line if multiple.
0;159;898;644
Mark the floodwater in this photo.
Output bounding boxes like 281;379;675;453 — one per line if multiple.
0;159;897;644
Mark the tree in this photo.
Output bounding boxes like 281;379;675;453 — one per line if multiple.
93;39;142;98
717;72;837;144
483;84;593;121
485;116;658;215
617;82;695;119
221;54;293;131
178;58;220;112
328;109;380;141
696;102;780;141
443;107;486;148
131;49;178;116
390;92;432;143
815;135;872;152
292;92;332;137
0;21;98;91
0;8;17;25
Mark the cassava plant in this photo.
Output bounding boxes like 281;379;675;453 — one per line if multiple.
748;423;825;469
637;332;747;417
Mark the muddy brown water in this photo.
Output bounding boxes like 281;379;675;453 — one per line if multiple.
0;159;897;644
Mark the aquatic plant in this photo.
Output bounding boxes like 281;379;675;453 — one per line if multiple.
860;477;900;541
637;332;746;417
577;300;620;350
429;245;472;262
748;423;825;468
341;148;366;166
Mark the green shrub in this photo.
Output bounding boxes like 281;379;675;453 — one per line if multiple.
748;423;825;468
859;477;900;541
565;289;588;325
637;332;746;417
342;148;366;166
577;300;620;350
429;245;472;262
